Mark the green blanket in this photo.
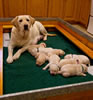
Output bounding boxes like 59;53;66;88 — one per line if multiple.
3;31;93;94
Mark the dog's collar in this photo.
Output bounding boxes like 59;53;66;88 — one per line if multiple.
37;48;39;52
50;63;60;70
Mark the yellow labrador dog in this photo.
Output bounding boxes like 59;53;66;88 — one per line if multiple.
7;15;56;63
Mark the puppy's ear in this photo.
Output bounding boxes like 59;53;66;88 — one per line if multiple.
76;59;80;64
11;16;18;27
29;16;35;25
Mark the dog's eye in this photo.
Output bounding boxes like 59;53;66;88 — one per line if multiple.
26;19;29;21
86;64;89;67
19;19;22;22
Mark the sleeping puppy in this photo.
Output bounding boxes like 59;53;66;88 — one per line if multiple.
35;52;48;66
28;43;64;66
43;54;60;75
58;64;88;77
64;54;90;66
28;42;46;57
59;58;79;68
36;46;65;56
28;42;48;66
28;42;65;58
7;15;56;63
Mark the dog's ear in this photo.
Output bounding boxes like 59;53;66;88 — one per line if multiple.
29;16;35;25
11;16;18;27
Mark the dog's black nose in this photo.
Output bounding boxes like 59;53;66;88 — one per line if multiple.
24;24;28;30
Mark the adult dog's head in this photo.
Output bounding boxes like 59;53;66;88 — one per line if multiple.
11;15;35;31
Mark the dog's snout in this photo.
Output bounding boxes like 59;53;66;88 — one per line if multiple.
24;24;28;30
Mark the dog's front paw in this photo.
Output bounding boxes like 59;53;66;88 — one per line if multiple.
6;56;13;64
13;52;21;60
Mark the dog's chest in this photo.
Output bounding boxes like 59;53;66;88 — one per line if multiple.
15;34;31;46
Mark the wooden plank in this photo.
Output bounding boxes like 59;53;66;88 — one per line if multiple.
55;24;93;59
45;90;93;100
0;25;3;95
0;22;11;25
0;20;58;26
3;25;13;29
58;22;93;50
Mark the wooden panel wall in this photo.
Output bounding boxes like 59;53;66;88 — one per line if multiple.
61;0;81;22
3;0;26;17
0;0;91;28
63;0;76;20
0;0;3;17
79;0;91;27
27;0;48;17
48;0;64;18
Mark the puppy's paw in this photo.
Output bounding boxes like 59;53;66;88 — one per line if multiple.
6;56;13;64
42;67;46;70
59;50;65;55
13;52;21;60
80;73;86;76
40;42;46;47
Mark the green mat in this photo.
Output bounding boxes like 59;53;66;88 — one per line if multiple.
3;31;93;94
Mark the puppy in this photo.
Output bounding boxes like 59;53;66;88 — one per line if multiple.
36;52;48;66
28;43;64;66
43;54;60;75
7;15;56;63
37;46;65;56
58;64;88;77
28;42;65;59
28;42;46;57
64;54;90;66
59;58;78;68
28;43;48;66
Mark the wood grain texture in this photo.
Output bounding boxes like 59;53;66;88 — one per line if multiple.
0;0;91;26
44;90;93;100
3;0;26;17
48;0;64;18
27;0;48;17
62;0;81;22
79;0;91;27
0;0;3;17
0;25;3;95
